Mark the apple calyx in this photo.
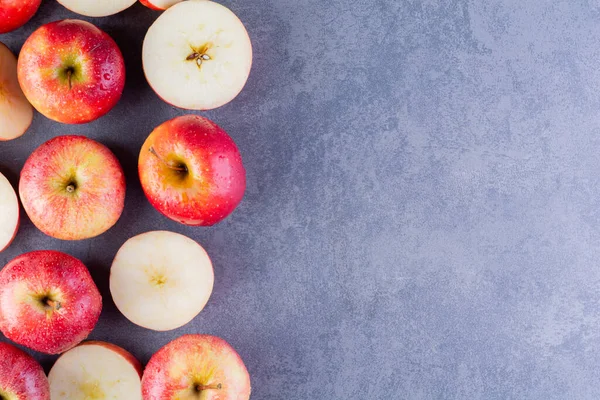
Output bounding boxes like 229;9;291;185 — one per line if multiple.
148;147;188;173
186;43;212;68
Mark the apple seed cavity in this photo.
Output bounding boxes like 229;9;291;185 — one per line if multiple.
186;43;213;69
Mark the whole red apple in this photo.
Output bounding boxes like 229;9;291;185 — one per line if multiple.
17;19;125;124
0;0;41;34
142;335;251;400
20;135;126;240
0;251;102;354
139;115;246;226
0;342;49;399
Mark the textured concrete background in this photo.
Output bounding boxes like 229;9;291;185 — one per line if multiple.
1;0;599;398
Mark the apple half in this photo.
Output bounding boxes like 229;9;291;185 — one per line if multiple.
0;42;33;141
49;341;142;399
143;0;253;110
110;231;214;331
0;172;19;253
57;0;137;17
139;0;183;11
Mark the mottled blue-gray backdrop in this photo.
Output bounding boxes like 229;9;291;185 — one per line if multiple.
2;0;599;398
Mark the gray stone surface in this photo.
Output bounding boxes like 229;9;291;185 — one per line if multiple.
1;0;600;398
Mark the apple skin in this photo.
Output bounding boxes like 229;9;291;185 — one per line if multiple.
17;19;126;124
139;0;163;11
0;342;50;399
142;335;251;400
0;250;102;355
0;0;41;34
139;115;246;226
19;135;126;241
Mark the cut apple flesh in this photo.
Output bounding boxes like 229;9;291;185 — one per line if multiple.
139;0;183;11
49;342;142;400
110;231;214;331
143;0;253;110
0;42;33;141
57;0;136;17
0;172;19;252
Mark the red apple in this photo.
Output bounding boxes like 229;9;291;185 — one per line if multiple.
20;135;126;241
0;0;41;34
49;341;142;399
142;335;251;400
0;342;50;400
17;20;126;124
139;115;246;226
0;250;102;354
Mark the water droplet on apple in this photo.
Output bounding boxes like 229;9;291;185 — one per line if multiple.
103;73;111;80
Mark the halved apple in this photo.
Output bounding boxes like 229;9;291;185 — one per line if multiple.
142;0;253;110
110;231;214;331
49;341;142;399
57;0;137;17
0;172;19;253
0;42;33;141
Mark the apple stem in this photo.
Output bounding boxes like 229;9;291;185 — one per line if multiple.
46;299;61;310
149;147;187;172
196;383;222;391
66;184;75;193
67;69;72;90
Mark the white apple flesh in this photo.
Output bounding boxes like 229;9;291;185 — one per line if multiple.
57;0;137;17
0;172;19;253
49;341;142;400
110;231;214;331
143;0;253;110
0;42;33;141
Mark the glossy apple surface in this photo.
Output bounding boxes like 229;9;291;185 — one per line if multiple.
143;0;252;110
139;115;246;226
0;172;19;253
49;341;142;399
0;251;102;354
0;42;33;141
142;335;251;400
0;342;50;399
18;20;125;124
110;231;214;331
0;0;41;34
20;135;126;240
